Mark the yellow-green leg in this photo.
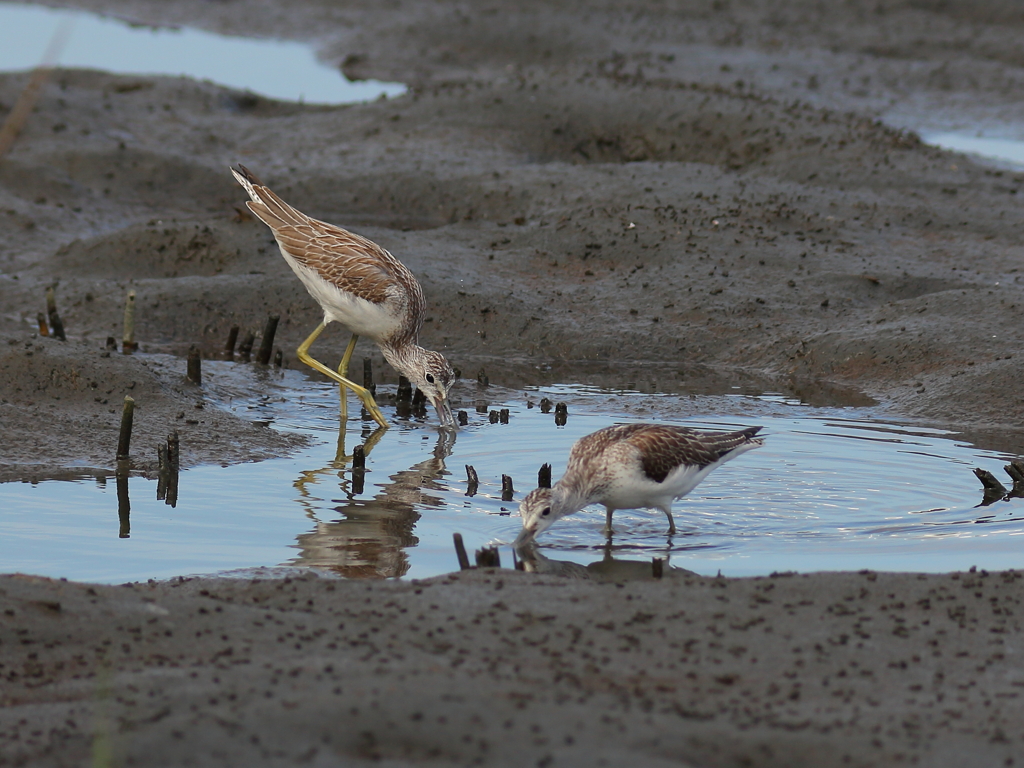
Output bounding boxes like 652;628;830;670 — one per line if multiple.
297;321;388;428
336;333;359;421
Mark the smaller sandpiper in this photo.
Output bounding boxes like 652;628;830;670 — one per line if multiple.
515;423;763;544
232;165;455;428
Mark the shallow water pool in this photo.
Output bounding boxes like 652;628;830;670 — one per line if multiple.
2;360;1023;583
0;1;405;104
922;131;1024;171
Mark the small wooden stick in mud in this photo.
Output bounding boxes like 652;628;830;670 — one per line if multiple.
223;325;240;357
554;402;568;426
116;396;135;461
186;346;202;385
397;375;412;403
1004;462;1024;498
475;546;501;568
352;444;366;495
45;286;66;341
453;533;470;570
167;430;180;472
237;331;255;362
465;465;479;496
538;463;552;489
457;410;468;426
122;291;137;354
412;388;427;418
165;431;180;508
256;314;279;365
363;357;375;395
501;474;514;501
974;467;1007;506
36;312;49;337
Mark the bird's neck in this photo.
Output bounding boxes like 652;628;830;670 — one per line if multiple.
380;341;426;383
551;481;590;518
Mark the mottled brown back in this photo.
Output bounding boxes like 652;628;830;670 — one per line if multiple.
570;423;763;484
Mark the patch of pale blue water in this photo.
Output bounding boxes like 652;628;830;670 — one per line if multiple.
921;131;1024;171
0;2;404;104
2;359;1024;583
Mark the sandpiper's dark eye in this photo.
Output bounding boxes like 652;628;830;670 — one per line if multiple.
540;507;551;517
425;373;434;383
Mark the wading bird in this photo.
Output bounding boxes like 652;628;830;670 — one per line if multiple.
515;423;763;544
232;165;455;428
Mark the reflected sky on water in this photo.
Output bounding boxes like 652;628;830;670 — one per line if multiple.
3;357;1024;583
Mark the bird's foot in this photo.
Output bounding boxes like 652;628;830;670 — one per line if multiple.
359;394;389;429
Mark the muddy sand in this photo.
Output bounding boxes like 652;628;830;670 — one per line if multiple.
3;0;1024;765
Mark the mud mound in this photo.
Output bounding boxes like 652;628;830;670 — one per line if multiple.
49;218;273;279
0;332;308;480
432;74;928;185
806;273;972;307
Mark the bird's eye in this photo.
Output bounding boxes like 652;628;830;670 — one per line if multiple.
540;507;551;517
425;373;434;383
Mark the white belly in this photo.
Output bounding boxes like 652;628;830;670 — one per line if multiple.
601;463;714;512
283;252;401;341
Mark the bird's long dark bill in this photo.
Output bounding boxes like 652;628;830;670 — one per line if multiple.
434;397;456;429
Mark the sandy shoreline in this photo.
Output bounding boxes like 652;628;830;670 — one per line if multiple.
4;0;1024;764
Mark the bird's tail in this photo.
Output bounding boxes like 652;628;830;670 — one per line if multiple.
230;164;265;202
229;164;306;229
718;426;764;460
737;425;764;443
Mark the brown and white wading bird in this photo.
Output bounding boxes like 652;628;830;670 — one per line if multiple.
515;423;764;544
231;165;455;428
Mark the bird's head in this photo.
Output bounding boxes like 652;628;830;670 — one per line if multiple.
514;487;570;546
414;350;456;428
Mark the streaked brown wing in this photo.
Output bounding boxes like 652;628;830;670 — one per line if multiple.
272;220;402;306
241;175;416;307
632;425;762;483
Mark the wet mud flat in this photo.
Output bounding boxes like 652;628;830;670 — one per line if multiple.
4;0;1024;765
2;568;1023;768
4;0;1024;476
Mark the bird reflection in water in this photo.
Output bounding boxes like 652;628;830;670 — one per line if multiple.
288;422;455;578
513;540;694;582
